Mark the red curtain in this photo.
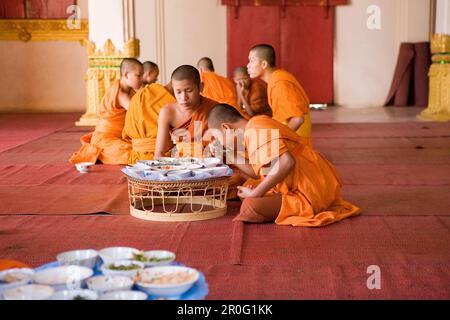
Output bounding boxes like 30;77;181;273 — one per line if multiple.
0;0;75;19
226;3;340;103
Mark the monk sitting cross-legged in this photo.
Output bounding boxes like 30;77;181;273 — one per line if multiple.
207;104;361;227
154;65;247;198
122;83;176;163
154;65;218;159
69;58;144;165
247;44;312;147
197;57;238;108
233;66;272;118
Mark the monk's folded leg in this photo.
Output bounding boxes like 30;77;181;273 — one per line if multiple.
234;194;282;223
92;134;131;165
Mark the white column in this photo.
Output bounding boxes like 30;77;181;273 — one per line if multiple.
88;0;127;49
436;0;450;35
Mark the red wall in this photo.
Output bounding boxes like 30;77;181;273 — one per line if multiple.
0;0;75;19
227;5;335;104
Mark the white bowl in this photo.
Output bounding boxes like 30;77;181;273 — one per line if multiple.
99;290;147;300
0;268;35;294
134;266;199;298
3;284;54;300
202;157;221;167
166;169;192;179
33;265;93;291
99;247;139;265
50;289;98;300
56;249;99;269
133;250;176;267
87;275;134;294
101;260;144;278
75;162;94;173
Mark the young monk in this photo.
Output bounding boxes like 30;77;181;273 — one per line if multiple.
247;44;312;146
143;61;159;85
207;104;361;227
122;83;176;163
69;58;144;165
155;65;247;198
233;66;272;118
197;57;238;108
154;65;218;159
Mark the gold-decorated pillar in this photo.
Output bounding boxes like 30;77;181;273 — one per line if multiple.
418;0;450;122
418;34;450;122
76;0;139;126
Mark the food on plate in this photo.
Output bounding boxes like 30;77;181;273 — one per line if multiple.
134;269;197;285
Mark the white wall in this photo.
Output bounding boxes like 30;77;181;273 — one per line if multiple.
436;0;450;34
335;0;430;107
135;0;227;84
0;0;89;112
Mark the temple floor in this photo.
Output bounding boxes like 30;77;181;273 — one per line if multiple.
1;106;449;299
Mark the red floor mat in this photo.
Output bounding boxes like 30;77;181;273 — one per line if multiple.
0;214;448;299
0;113;81;153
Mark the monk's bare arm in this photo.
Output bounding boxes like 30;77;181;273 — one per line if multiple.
231;163;259;179
287;116;304;132
236;87;255;117
154;107;173;158
118;91;132;110
251;152;296;197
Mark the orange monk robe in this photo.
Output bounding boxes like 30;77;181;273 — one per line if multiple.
69;80;133;165
167;97;217;159
245;116;360;227
200;71;238;108
241;80;272;117
167;96;246;198
0;259;30;271
122;84;176;163
267;69;312;147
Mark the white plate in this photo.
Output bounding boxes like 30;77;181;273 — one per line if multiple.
3;284;54;300
99;290;147;300
133;250;176;267
33;265;93;291
99;247;139;265
0;268;35;293
50;289;98;300
135;266;199;298
87;275;134;294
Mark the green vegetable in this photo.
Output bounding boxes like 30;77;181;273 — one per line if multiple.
108;263;141;271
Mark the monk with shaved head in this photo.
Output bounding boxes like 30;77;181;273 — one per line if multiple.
154;65;217;159
143;61;159;85
70;58;143;164
155;65;247;198
207;104;360;226
247;44;312;146
233;66;271;118
197;57;238;108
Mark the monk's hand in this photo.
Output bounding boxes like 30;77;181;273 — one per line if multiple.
171;129;189;144
237;186;256;199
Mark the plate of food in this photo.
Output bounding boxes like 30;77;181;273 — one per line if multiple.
134;266;200;299
133;250;176;267
0;268;35;293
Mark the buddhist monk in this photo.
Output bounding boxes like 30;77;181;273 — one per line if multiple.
233;66;272;118
69;58;144;165
155;65;247;198
143;61;159;85
207;104;361;227
154;65;218;159
247;44;312;146
122;83;176;163
197;57;238;108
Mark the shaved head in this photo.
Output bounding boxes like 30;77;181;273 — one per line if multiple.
208;104;244;129
233;66;249;76
143;61;158;72
197;57;215;72
250;44;276;68
171;65;201;86
120;58;143;76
